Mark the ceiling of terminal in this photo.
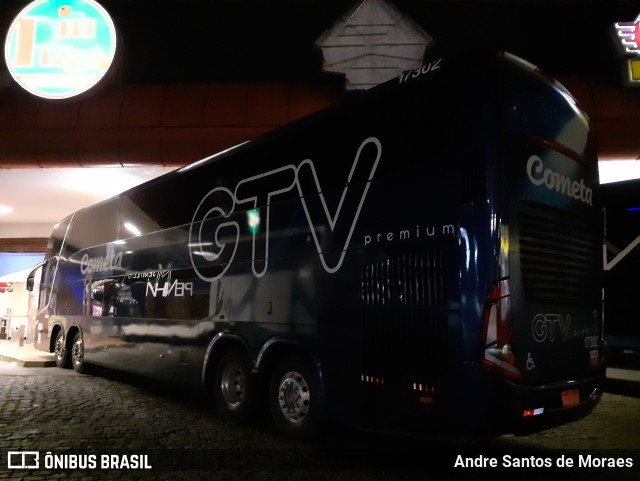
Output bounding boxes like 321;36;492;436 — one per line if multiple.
1;0;634;83
0;166;175;225
0;0;639;234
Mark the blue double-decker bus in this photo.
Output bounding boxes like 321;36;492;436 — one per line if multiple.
28;48;604;437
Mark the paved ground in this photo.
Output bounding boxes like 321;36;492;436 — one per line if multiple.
0;340;56;368
0;341;638;481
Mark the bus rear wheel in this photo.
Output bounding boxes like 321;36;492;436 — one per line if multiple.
213;348;254;422
71;331;89;374
54;330;70;369
268;356;323;439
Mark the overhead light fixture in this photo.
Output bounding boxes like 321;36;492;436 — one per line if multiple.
599;160;640;183
123;222;141;236
0;205;14;215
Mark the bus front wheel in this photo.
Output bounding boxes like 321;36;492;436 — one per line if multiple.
268;356;323;439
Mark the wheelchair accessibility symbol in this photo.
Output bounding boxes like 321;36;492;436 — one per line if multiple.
526;352;536;370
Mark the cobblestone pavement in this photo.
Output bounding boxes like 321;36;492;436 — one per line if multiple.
0;364;638;481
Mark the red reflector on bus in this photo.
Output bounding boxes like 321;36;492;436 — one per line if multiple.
523;408;544;417
481;279;523;380
360;374;384;385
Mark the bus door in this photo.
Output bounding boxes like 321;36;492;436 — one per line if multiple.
27;256;59;349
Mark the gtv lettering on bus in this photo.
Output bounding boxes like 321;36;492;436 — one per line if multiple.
526;155;593;206
189;137;382;282
532;313;571;343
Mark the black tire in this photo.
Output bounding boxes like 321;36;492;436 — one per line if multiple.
212;348;254;422
71;331;89;374
268;355;324;439
53;330;70;369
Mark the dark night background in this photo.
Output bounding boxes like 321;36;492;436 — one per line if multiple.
1;0;638;85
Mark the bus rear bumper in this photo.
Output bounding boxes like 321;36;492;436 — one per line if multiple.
504;378;603;435
463;363;605;435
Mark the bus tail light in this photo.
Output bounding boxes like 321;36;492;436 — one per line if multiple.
481;279;523;380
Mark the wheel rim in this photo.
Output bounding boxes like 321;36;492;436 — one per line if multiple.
277;370;310;424
220;361;246;409
72;336;84;369
54;334;65;362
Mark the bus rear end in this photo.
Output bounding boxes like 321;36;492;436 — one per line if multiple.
476;53;604;433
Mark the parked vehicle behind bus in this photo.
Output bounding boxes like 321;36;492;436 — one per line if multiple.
28;48;604;437
602;179;640;373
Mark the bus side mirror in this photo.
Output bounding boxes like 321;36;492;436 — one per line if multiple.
26;261;46;292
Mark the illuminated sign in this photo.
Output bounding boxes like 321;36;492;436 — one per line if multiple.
614;14;640;56
613;13;640;86
627;58;640;84
4;0;117;99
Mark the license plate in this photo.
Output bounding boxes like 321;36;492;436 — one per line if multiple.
561;388;580;408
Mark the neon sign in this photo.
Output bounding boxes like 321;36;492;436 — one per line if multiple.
4;0;117;100
613;13;640;86
614;14;640;56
